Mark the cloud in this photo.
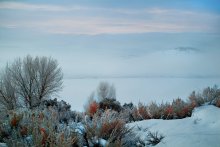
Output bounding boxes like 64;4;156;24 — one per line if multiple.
174;47;200;53
0;2;219;34
0;2;84;11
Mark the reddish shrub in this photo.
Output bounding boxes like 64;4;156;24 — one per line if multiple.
164;106;174;119
138;105;151;119
88;101;99;116
20;126;28;137
184;106;193;116
177;106;188;118
10;114;21;127
40;127;48;146
10;117;18;127
38;112;44;121
190;101;197;109
216;99;220;108
100;119;125;140
166;106;173;114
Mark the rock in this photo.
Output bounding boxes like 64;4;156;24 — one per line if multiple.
0;143;7;147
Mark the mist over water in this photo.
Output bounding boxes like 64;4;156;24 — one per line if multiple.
1;33;220;111
60;77;220;111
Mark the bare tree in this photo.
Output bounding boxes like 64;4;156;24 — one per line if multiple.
97;81;116;101
0;55;63;109
0;65;17;110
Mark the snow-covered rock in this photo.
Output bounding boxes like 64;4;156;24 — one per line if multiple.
129;105;220;147
0;143;7;147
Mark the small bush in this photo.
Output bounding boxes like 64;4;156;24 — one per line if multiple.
148;102;162;119
216;98;220;108
189;91;205;107
188;85;220;107
88;101;99;117
163;105;174;119
137;103;151;120
99;98;122;112
0;105;82;146
84;109;137;146
146;131;164;146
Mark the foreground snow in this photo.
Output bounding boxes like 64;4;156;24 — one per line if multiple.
129;105;220;147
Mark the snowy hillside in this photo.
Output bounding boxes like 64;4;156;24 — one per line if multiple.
129;105;220;147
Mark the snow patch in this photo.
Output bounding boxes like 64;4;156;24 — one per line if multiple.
129;105;220;147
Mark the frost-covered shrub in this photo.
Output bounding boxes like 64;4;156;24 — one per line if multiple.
188;85;220;107
123;102;134;109
216;98;220;108
131;107;143;121
146;131;164;146
189;91;205;107
160;98;194;119
0;107;82;146
137;103;151;120
202;85;220;104
172;98;187;118
162;104;174;120
99;98;122;112
124;98;196;121
128;103;151;121
148;102;163;119
87;101;99;117
83;109;138;146
41;98;71;112
119;107;135;123
39;98;83;124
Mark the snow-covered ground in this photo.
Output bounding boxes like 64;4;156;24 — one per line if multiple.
129;105;220;147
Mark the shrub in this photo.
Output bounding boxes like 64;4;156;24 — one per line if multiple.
188;85;220;107
148;102;162;119
137;103;151;120
84;109;137;146
119;107;136;123
163;105;174;119
131;107;142;121
100;119;125;141
188;91;205;107
123;102;134;109
99;98;122;112
215;98;220;108
0;106;82;146
146;131;164;146
202;85;220;104
88;101;99;117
